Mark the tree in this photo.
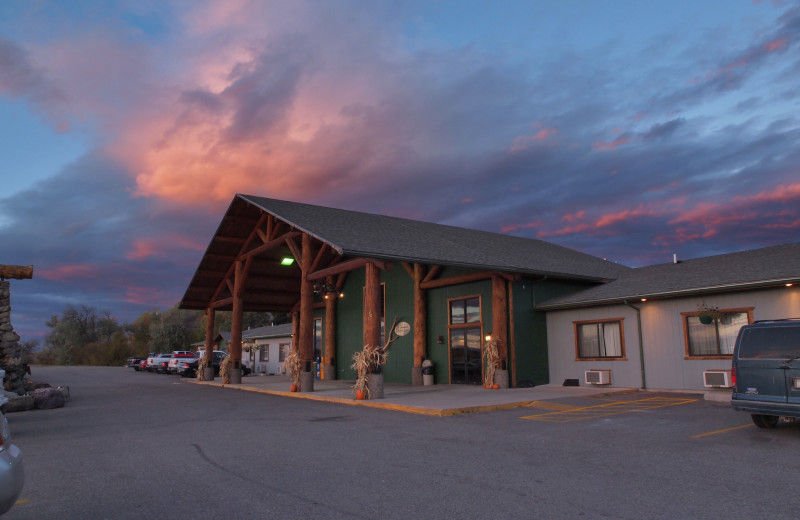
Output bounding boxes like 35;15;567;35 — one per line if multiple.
42;304;124;365
148;306;204;353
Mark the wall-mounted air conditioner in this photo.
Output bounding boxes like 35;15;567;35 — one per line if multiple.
585;369;611;385
703;370;732;388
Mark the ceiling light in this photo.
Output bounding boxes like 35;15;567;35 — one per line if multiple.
280;257;294;266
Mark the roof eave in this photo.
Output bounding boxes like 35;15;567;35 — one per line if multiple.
537;277;800;310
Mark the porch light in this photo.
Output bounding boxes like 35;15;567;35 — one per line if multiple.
485;334;492;342
641;298;647;302
787;283;794;287
280;257;295;266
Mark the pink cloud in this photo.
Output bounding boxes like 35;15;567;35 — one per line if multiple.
38;264;97;281
461;197;475;204
764;37;788;52
510;127;558;151
126;235;207;261
592;136;631;151
562;210;586;222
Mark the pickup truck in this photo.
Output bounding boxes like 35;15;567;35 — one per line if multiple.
146;353;172;373
166;351;197;374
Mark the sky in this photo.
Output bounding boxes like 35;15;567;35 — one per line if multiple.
1;0;799;342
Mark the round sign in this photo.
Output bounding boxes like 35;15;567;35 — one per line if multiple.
394;321;411;336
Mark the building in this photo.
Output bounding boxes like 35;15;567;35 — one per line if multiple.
179;194;800;392
179;194;627;389
539;243;800;392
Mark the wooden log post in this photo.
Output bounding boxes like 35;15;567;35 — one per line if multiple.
492;274;510;388
201;308;215;380
412;263;427;385
228;260;245;384
0;265;34;280
323;277;337;380
364;262;383;398
298;233;315;392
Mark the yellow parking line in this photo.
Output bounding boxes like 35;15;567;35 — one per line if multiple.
521;397;697;422
690;423;753;438
525;400;578;411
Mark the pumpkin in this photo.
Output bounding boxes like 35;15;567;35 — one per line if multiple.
493;383;499;390
356;388;367;400
290;383;298;392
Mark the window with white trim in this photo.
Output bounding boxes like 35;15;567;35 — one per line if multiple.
575;319;625;359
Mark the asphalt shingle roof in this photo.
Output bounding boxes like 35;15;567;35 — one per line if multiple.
538;242;800;309
239;194;629;282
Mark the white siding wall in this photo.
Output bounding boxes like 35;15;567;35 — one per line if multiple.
546;286;800;391
246;337;292;375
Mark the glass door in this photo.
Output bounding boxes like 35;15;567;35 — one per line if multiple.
450;327;482;384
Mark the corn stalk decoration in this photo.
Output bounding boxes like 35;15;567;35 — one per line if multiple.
483;338;499;388
282;348;301;389
196;356;209;381
351;316;400;398
220;355;232;383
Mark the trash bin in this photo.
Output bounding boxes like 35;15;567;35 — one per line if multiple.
421;359;434;386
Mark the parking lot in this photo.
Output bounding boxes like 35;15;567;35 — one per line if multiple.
5;366;800;519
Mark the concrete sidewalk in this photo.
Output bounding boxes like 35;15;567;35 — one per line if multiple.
190;374;636;416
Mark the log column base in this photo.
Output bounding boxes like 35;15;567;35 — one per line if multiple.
203;367;215;381
494;369;509;389
228;368;242;385
411;366;423;386
323;365;336;380
299;371;315;392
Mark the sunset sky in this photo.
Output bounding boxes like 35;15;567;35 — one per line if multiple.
1;0;799;342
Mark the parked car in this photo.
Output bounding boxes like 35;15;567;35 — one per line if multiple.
127;357;146;370
167;351;197;374
731;319;800;428
146;353;172;373
178;351;250;378
0;408;24;515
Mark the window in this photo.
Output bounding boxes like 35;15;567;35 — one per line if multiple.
259;345;269;362
575;319;625;360
278;343;289;362
450;297;481;324
683;308;752;357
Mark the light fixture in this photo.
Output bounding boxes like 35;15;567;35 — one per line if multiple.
313;280;339;297
641;298;647;302
485;334;492;342
280;257;294;266
787;283;794;287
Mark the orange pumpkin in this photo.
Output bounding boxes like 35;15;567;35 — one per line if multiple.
493;383;499;390
356;389;367;400
290;384;298;392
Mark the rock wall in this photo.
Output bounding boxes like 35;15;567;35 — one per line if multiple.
1;280;27;394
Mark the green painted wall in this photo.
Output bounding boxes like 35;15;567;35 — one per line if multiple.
323;262;598;387
332;265;416;383
511;278;600;386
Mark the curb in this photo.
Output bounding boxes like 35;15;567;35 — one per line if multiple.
194;380;539;416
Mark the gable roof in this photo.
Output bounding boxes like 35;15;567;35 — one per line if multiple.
180;195;629;312
538;242;800;310
237;194;629;280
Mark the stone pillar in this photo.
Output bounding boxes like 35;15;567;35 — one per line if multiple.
0;281;26;395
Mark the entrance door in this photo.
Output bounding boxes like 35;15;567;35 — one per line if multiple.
450;327;482;384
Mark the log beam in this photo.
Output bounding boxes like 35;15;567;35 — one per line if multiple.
0;265;33;280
